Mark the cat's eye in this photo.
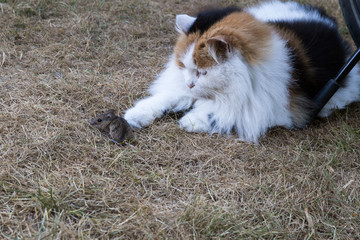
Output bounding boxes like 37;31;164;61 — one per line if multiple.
97;118;102;122
196;70;207;77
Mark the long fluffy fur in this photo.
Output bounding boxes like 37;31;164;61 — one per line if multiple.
124;0;360;143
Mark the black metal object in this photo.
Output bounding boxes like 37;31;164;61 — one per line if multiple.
309;48;360;121
308;0;360;122
339;0;360;47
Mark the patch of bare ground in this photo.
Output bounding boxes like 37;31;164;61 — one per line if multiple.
1;0;359;239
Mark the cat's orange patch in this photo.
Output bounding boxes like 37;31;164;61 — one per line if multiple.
193;12;273;69
174;12;273;69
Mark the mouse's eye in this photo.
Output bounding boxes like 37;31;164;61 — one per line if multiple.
97;118;102;122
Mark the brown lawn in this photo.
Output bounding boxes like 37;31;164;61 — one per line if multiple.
1;0;359;239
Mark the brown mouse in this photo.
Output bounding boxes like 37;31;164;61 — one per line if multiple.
90;109;135;144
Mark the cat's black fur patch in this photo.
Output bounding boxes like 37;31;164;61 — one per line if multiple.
272;20;351;99
187;6;242;35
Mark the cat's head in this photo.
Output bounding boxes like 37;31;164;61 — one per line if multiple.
174;9;273;97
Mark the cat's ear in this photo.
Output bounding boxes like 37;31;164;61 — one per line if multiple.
175;14;196;34
207;35;231;63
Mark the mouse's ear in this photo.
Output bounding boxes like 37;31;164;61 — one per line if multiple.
106;109;115;115
105;109;116;119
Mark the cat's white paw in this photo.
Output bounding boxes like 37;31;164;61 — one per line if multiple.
179;113;211;133
124;106;159;128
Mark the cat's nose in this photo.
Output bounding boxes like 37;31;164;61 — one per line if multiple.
187;82;195;89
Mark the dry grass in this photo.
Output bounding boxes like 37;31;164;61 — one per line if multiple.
1;0;359;239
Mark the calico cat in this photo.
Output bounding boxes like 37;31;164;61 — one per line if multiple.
124;1;360;143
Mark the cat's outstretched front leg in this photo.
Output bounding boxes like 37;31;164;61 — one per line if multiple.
124;94;192;128
124;57;193;128
124;95;169;128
